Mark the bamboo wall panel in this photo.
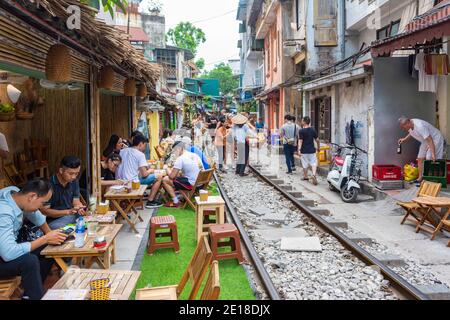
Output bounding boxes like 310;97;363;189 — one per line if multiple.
0;8;90;82
100;94;130;151
31;88;87;174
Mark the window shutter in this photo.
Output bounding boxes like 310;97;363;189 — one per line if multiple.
314;0;338;47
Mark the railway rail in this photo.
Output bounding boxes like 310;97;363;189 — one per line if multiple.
214;167;430;301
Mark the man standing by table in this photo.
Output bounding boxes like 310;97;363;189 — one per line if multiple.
117;134;164;209
0;179;67;300
398;117;445;183
41;156;86;230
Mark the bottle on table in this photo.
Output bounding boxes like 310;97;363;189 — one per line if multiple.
75;217;86;248
397;143;402;155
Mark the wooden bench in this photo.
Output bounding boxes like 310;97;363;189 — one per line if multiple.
200;261;220;300
135;236;212;300
0;277;21;300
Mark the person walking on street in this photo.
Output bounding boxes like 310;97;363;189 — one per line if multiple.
280;115;299;174
398;117;445;183
298;117;320;185
232;114;255;176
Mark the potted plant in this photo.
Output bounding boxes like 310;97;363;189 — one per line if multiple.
15;78;44;120
0;102;15;122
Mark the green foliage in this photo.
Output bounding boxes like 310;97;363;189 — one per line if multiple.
167;22;206;57
83;0;128;18
0;103;15;114
202;63;239;96
195;58;205;71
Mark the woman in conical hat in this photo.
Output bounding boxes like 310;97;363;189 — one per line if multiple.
232;113;255;176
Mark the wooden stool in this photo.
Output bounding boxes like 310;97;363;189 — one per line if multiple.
147;216;180;255
195;196;225;243
0;277;21;300
208;224;245;264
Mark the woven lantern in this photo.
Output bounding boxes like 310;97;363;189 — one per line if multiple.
137;83;147;97
98;66;115;90
124;78;136;97
45;44;72;82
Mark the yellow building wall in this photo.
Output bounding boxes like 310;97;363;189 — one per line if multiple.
148;111;160;160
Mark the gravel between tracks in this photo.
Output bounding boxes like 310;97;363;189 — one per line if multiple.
219;171;398;300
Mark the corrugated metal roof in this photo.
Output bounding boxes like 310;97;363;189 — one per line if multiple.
372;1;450;56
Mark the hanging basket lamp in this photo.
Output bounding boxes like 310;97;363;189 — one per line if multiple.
98;66;115;90
45;44;72;82
137;83;147;97
124;78;136;97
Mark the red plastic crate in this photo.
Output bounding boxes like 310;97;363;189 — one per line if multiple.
372;165;402;181
447;161;450;184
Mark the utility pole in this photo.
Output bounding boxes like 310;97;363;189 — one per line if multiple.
127;1;131;34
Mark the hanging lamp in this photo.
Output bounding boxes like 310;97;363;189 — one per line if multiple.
45;44;72;82
98;66;115;90
124;78;136;97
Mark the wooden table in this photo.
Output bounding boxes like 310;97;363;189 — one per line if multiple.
85;211;117;224
412;196;450;240
195;196;225;243
104;186;146;233
45;268;141;300
41;224;122;272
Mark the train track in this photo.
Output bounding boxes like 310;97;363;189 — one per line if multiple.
214;167;430;301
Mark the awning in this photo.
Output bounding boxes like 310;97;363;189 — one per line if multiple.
372;2;450;57
295;64;372;92
255;85;280;100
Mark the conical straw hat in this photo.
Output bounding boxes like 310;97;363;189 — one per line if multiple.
231;114;248;125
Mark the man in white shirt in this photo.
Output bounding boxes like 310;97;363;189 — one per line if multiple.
117;135;163;208
398;117;445;181
0;132;9;159
162;141;203;208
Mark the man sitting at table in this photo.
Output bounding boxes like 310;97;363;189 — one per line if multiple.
116;134;164;209
41;156;86;230
162;141;203;208
0;179;67;300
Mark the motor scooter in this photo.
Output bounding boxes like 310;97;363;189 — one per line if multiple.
327;144;367;203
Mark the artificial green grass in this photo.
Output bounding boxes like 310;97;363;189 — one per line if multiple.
134;183;256;300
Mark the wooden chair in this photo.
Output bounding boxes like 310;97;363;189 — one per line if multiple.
154;146;166;160
0;277;21;300
135;236;212;300
180;169;215;211
4;163;26;186
199;260;220;300
398;181;442;225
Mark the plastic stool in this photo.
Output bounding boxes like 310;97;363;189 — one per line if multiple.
147;215;180;255
208;224;245;264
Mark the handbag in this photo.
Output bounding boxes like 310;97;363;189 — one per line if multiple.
286;125;298;145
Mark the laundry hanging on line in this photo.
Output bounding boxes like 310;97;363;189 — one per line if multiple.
425;54;450;76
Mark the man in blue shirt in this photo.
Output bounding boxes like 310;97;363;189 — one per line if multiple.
41;156;86;230
0;179;67;300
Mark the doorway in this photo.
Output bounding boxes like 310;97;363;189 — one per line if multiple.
311;96;331;142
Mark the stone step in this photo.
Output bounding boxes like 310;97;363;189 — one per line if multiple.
281;236;322;252
345;233;373;245
296;199;316;207
373;253;406;267
311;208;331;217
271;179;285;185
263;174;278;180
255;228;309;241
416;284;450;300
288;191;303;198
262;213;287;224
279;184;293;191
249;206;273;217
323;216;348;229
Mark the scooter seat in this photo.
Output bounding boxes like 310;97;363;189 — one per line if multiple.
335;157;345;167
